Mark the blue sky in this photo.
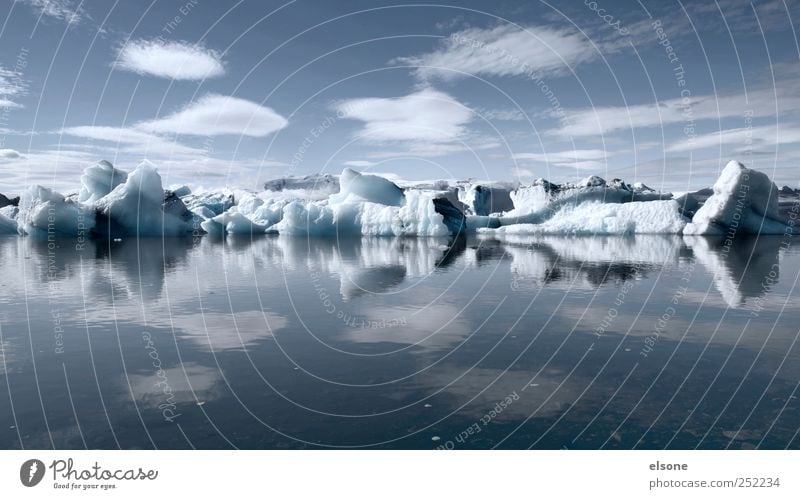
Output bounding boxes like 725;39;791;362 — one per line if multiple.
0;0;799;193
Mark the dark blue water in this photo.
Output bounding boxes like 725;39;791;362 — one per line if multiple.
0;233;798;449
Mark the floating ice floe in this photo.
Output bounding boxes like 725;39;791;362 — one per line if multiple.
684;160;797;235
94;160;199;236
478;199;687;235
18;185;95;236
78;160;128;203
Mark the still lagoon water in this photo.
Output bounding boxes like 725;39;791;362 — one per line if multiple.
0;233;798;449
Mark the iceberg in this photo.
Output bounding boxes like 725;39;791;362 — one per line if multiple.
6;158;797;240
95;161;198;236
0;210;16;234
479;199;688;235
458;183;515;216
263;173;339;195
18;185;96;236
78;160;129;203
684;161;796;235
273;190;451;237
330;168;405;206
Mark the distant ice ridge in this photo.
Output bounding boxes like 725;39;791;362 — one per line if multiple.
0;159;796;238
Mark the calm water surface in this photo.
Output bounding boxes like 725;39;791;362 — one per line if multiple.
0;233;798;449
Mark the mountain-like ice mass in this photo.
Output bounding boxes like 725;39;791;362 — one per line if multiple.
0;159;796;239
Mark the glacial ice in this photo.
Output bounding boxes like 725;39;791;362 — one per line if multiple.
1;159;795;239
18;185;95;236
330;168;406;206
0;210;16;234
78;160;129;203
95;160;198;236
684;161;796;235
479;200;688;236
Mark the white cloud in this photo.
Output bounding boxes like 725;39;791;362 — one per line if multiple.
478;107;526;121
553;87;800;137
62;125;205;156
513;149;608;162
116;39;225;80
0;148;23;159
0;66;27;108
395;24;596;80
335;88;473;143
513;149;611;169
136;94;288;137
667;125;800;153
18;0;82;24
342;160;377;167
0;99;22;109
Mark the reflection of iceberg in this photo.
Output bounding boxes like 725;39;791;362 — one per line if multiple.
478;235;683;289
684;235;783;307
274;236;460;299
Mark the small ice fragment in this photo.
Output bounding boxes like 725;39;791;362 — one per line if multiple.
431;436;441;442
424;404;432;408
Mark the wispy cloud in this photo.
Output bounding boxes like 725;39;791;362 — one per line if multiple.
61;125;205;156
342;160;377;168
17;0;83;24
395;24;596;81
335;88;472;142
0;148;23;159
552;86;800;137
136;94;287;137
334;88;501;157
667;125;800;153
513;149;610;169
116;39;225;80
0;66;28;108
63;93;288;157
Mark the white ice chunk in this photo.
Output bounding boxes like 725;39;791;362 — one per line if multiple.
78;160;129;203
95;160;194;236
18;185;96;236
684;161;794;235
200;207;270;235
479;200;687;235
330;168;405;206
274;190;449;237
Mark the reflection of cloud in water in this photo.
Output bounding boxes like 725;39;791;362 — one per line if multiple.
171;310;286;351
341;303;474;350
685;235;782;307
126;361;221;408
275;237;458;300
